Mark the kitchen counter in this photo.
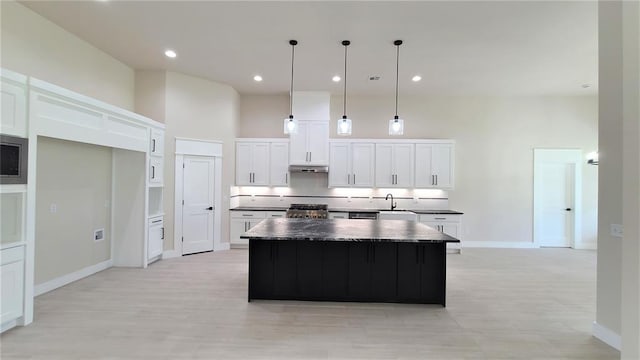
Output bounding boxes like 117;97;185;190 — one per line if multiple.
230;206;288;211
242;218;459;243
230;206;463;215
245;218;457;306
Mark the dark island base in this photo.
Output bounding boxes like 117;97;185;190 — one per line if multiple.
248;240;447;306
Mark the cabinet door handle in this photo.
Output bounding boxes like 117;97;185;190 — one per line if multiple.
285;173;288;184
347;174;350;184
432;175;435;185
151;165;155;179
242;214;253;217
435;217;446;220
309;152;312;162
353;174;356;184
152;139;156;153
161;227;165;240
435;175;438;185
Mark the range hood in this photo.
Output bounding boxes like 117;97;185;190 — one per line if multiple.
289;165;329;173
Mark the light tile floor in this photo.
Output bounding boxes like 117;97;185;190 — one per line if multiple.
0;248;620;359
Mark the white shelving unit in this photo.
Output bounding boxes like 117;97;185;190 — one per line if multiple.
0;68;166;332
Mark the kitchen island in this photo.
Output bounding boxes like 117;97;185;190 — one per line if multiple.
241;218;460;306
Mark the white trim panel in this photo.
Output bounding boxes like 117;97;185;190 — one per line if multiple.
592;321;621;351
34;259;113;297
175;137;223;157
462;241;536;249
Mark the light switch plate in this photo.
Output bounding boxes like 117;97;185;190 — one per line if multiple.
610;224;624;238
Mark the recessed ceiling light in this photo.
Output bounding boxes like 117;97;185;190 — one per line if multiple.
164;49;177;58
332;75;341;82
412;75;422;82
253;75;263;82
582;84;591;88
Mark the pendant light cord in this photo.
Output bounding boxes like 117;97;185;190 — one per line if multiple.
395;42;400;118
290;41;295;117
343;43;348;117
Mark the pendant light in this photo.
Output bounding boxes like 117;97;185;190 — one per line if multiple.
389;40;404;135
283;39;299;134
337;40;352;136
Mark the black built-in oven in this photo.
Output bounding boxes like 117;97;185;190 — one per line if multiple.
1;134;28;184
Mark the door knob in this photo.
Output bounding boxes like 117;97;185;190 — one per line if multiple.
565;208;572;211
206;206;213;210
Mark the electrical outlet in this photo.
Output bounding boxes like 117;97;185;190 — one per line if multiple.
413;196;419;203
610;224;624;238
251;194;256;202
368;196;373;203
94;228;105;241
279;194;284;202
347;196;352;203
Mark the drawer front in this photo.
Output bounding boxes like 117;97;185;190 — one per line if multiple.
418;214;461;223
266;211;286;218
329;212;348;219
1;245;24;266
230;211;266;219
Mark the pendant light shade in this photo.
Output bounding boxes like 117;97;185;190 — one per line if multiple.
337;40;352;136
284;40;299;134
389;40;404;136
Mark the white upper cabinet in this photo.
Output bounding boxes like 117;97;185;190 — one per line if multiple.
236;142;270;186
236;140;289;186
1;70;28;137
269;142;290;186
289;120;329;166
329;142;374;188
150;128;164;156
375;143;414;188
415;143;454;189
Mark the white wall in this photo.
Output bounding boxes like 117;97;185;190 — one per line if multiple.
621;1;640;357
164;72;239;249
596;0;624;342
0;1;135;110
34;137;112;284
135;70;166;123
239;94;598;247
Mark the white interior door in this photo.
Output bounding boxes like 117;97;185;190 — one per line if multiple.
182;156;215;255
534;149;581;248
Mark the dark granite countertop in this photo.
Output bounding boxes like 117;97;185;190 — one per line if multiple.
410;210;464;215
230;206;288;211
240;218;460;243
230;206;463;215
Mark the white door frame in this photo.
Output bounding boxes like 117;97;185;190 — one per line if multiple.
173;138;226;256
533;148;583;248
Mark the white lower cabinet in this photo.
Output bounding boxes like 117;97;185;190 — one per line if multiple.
418;214;462;252
329;212;348;219
1;245;24;329
230;211;266;247
147;216;164;261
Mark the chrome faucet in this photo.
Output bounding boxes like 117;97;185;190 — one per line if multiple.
385;193;397;211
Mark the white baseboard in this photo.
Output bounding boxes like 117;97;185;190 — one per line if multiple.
214;242;231;251
1;319;18;333
34;259;113;296
592;321;621;350
462;241;536;249
162;250;180;259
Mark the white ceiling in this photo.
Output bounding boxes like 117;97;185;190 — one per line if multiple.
21;1;598;96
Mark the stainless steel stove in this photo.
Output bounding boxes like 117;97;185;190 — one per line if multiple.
286;204;329;219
